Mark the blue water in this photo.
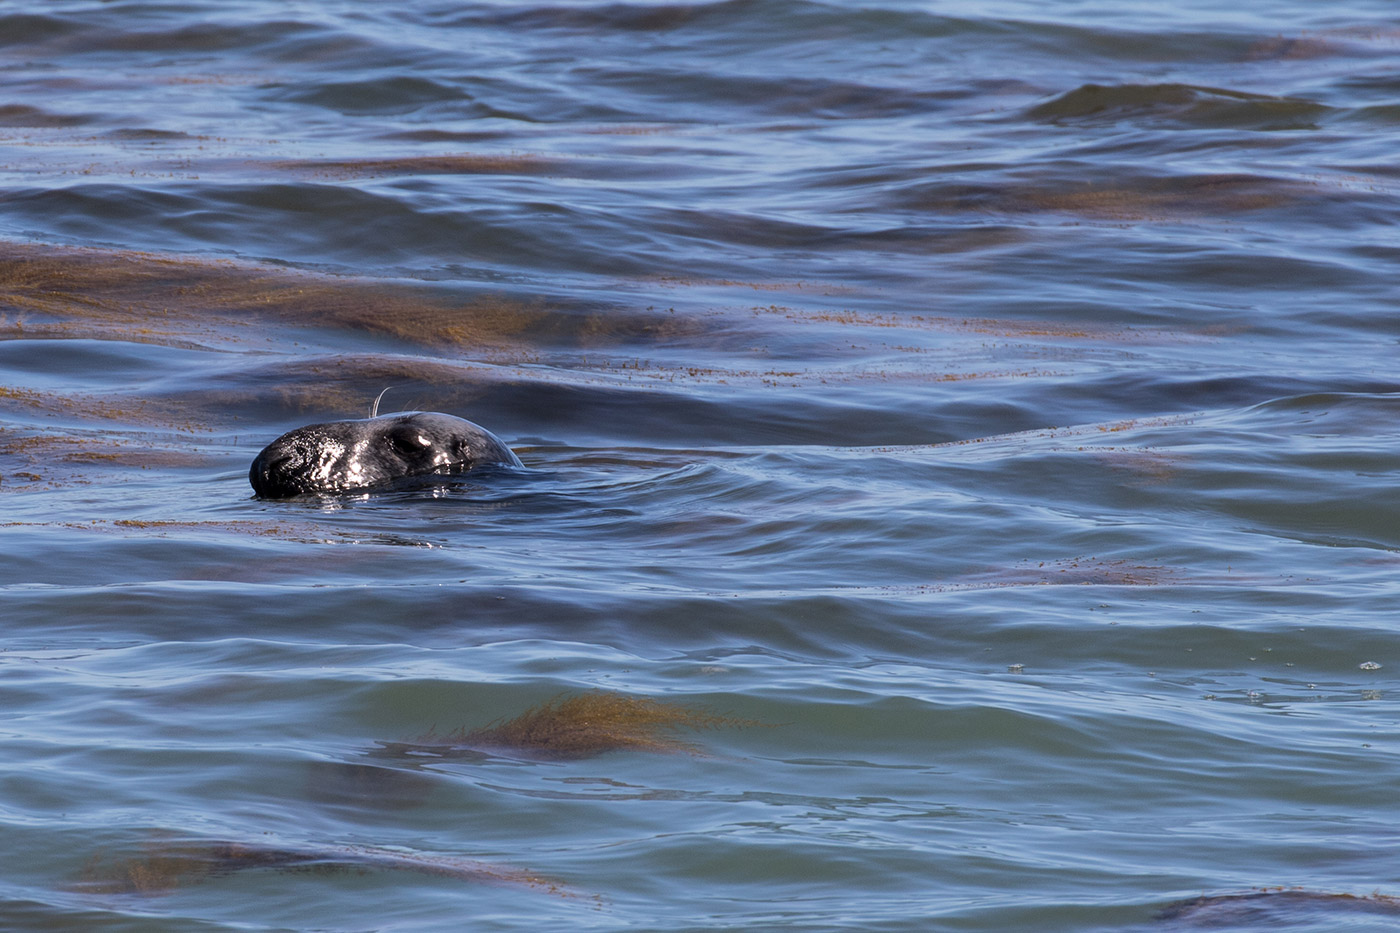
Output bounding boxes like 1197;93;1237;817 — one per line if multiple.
2;1;1399;929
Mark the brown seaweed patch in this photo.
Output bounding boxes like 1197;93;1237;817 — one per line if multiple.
407;691;759;760
273;154;564;179
1028;83;1329;130
1244;35;1340;61
925;414;1197;455
1007;557;1176;587
1159;887;1400;924
809;558;1185;594
0;241;697;354
0;242;547;352
0;104;94;128
318;294;549;351
563;353;1060;388
721;564;1279;600
1318;25;1400;43
917;172;1315;223
1089;446;1184;486
941;558;1273;591
0;519;356;542
580;123;683;135
1016;175;1300;220
0;429;217;489
0;313;217;351
846;557;1185;593
1243;25;1400;59
151;73;274;87
0;430;213;466
749;304;1199;343
107;519;307;538
77;839;564;897
643;274;861;295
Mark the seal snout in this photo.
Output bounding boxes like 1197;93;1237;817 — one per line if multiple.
248;448;300;499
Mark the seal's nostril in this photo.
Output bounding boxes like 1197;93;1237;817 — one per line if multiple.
249;452;297;498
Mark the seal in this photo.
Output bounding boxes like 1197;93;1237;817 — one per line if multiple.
249;411;522;498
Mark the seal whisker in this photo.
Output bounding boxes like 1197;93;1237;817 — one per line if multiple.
370;386;398;419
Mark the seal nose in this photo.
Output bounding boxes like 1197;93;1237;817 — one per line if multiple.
249;451;295;498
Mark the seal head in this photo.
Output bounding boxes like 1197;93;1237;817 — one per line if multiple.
249;411;521;498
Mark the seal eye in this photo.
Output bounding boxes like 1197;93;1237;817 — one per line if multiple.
388;429;431;458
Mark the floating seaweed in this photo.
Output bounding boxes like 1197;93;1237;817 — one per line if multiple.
1158;887;1400;925
0;427;222;490
0;241;698;356
272;154;566;179
77;838;565;897
393;691;760;761
72;694;749;902
0;241;546;352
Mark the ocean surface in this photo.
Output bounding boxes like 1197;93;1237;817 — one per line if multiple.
2;0;1399;929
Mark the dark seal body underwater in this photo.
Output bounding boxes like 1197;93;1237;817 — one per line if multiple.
249;411;522;498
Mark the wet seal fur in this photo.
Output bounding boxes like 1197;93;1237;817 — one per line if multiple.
249;411;521;498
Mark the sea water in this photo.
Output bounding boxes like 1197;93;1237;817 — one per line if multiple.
1;1;1399;929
